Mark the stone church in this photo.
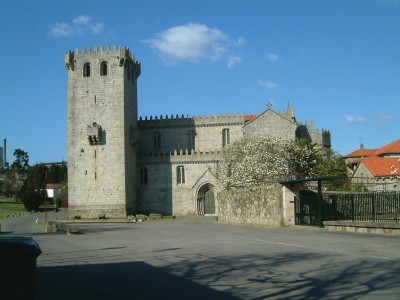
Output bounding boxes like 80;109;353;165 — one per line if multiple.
65;46;331;219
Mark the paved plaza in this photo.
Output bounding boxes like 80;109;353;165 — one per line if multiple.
1;210;400;299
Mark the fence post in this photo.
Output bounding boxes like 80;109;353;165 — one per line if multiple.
371;193;376;222
351;194;355;222
318;180;324;228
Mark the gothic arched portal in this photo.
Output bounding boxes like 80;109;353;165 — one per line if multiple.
196;183;216;215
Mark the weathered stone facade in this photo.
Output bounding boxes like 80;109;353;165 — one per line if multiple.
218;185;284;226
66;46;140;218
66;45;331;218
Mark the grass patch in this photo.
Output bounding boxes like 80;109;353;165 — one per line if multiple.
0;212;10;218
0;202;26;212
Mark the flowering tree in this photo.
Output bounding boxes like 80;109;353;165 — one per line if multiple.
218;136;323;189
218;135;349;190
287;138;319;179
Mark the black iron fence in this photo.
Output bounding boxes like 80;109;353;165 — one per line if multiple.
323;191;400;223
295;191;400;225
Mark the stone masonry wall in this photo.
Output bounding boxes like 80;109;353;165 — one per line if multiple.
138;157;219;216
67;46;140;219
243;110;297;140
218;184;283;226
138;116;244;153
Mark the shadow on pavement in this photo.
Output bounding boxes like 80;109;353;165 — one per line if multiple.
37;261;240;300
37;251;400;300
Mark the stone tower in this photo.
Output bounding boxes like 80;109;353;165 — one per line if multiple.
65;45;141;218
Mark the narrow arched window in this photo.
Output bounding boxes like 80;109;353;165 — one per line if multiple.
100;61;108;76
83;62;91;77
140;167;148;185
177;166;185;185
222;128;230;148
153;131;161;151
187;130;195;150
127;64;131;80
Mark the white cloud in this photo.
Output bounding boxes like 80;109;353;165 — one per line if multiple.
267;53;280;62
50;15;104;38
233;37;246;46
73;15;91;25
142;23;244;65
257;80;280;89
51;22;74;38
227;56;242;69
376;111;394;123
343;114;367;124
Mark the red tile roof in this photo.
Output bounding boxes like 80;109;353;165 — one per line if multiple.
362;157;400;177
46;183;62;189
344;139;400;158
371;139;400;157
343;149;376;158
244;115;256;122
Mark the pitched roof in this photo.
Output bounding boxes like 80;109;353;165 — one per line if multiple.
343;139;400;158
243;108;296;128
343;149;376;158
371;139;400;157
244;115;256;122
46;183;62;189
362;157;400;177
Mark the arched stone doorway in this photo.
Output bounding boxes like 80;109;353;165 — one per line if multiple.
196;183;216;215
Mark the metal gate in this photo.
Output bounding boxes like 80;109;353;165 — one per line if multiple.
295;190;319;225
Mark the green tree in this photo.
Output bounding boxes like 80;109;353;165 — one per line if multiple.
19;164;48;211
47;162;67;184
11;149;30;176
48;163;61;184
58;182;68;207
313;148;350;190
59;162;68;183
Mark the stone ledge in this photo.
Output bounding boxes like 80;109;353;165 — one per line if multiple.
324;221;400;229
323;221;400;235
63;218;137;224
44;221;80;234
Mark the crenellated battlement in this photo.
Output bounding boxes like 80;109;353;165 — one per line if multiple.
65;45;140;73
295;120;331;147
138;149;222;164
138;113;245;128
67;45;135;58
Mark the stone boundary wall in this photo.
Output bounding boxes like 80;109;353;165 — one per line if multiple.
324;221;400;235
218;184;283;226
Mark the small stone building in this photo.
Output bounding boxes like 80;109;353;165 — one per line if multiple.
66;45;331;218
345;139;400;192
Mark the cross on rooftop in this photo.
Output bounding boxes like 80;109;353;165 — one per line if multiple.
266;101;273;109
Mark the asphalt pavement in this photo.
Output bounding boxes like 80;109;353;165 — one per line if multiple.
1;210;400;299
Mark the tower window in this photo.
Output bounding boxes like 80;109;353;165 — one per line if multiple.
153;131;161;151
127;64;130;80
222;128;230;148
140;167;148;185
187;130;195;150
100;61;108;76
83;62;91;77
177;166;185;185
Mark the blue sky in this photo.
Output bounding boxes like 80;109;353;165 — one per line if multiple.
0;0;399;164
